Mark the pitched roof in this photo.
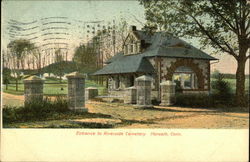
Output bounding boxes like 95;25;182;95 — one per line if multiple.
93;30;217;75
105;52;123;64
93;54;155;75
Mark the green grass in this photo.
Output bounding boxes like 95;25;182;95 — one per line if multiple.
3;79;106;96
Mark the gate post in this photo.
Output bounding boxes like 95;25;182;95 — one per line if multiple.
66;72;88;112
86;87;98;100
124;86;137;104
135;75;153;107
160;80;176;106
23;76;44;105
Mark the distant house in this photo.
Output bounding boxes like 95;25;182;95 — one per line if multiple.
93;26;217;100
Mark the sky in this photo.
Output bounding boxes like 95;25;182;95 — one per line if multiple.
1;0;249;74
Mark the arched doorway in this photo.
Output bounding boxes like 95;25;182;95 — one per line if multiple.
165;59;205;90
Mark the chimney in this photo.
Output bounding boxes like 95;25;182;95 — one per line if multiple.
129;25;137;31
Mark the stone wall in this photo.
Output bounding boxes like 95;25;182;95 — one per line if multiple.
107;57;210;101
193;59;210;90
161;58;209;90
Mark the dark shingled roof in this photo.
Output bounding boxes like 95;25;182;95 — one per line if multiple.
94;54;155;75
93;31;217;75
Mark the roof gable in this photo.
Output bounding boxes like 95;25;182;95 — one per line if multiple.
124;32;141;45
93;29;218;75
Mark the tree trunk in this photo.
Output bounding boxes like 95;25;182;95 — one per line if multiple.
16;79;18;91
235;59;246;106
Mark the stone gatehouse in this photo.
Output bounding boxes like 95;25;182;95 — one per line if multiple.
93;26;217;101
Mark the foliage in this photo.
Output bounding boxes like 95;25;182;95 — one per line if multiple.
174;80;183;93
73;44;98;73
175;93;215;108
211;72;250;79
175;93;249;112
3;68;11;84
140;0;250;105
7;39;35;69
7;39;36;91
3;96;68;123
211;73;233;104
41;61;78;75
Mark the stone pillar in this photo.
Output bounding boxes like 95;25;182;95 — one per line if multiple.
135;75;152;107
86;87;98;100
23;76;44;105
124;86;137;104
160;80;176;106
66;72;88;112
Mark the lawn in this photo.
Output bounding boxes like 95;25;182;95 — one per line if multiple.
3;79;107;96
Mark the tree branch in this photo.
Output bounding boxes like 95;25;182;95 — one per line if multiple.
188;14;238;58
210;0;238;34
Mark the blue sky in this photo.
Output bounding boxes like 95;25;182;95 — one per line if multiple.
1;0;249;74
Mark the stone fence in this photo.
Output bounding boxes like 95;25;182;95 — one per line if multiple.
23;74;176;111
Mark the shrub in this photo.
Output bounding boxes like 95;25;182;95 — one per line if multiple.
152;99;160;105
211;73;233;105
175;93;215;108
174;80;183;93
175;92;249;111
3;96;68;123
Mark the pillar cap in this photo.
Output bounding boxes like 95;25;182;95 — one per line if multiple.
86;87;98;89
24;75;44;82
135;75;153;81
160;80;176;86
66;72;85;78
125;86;136;90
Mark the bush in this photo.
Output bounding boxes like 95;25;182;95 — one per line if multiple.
3;96;68;123
174;80;183;93
175;93;249;111
175;93;215;108
211;73;233;105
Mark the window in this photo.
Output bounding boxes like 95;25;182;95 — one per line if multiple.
173;66;197;89
129;75;134;87
137;43;141;53
124;45;127;55
130;44;133;53
115;77;120;89
134;43;137;54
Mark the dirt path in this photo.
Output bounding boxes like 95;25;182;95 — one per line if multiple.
86;101;249;129
2;93;24;107
2;92;24;101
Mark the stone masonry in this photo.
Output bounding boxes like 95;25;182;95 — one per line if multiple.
86;87;98;100
23;76;44;105
66;72;88;112
160;80;176;106
124;86;137;104
135;75;153;107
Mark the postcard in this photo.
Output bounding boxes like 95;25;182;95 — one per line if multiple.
1;0;249;161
